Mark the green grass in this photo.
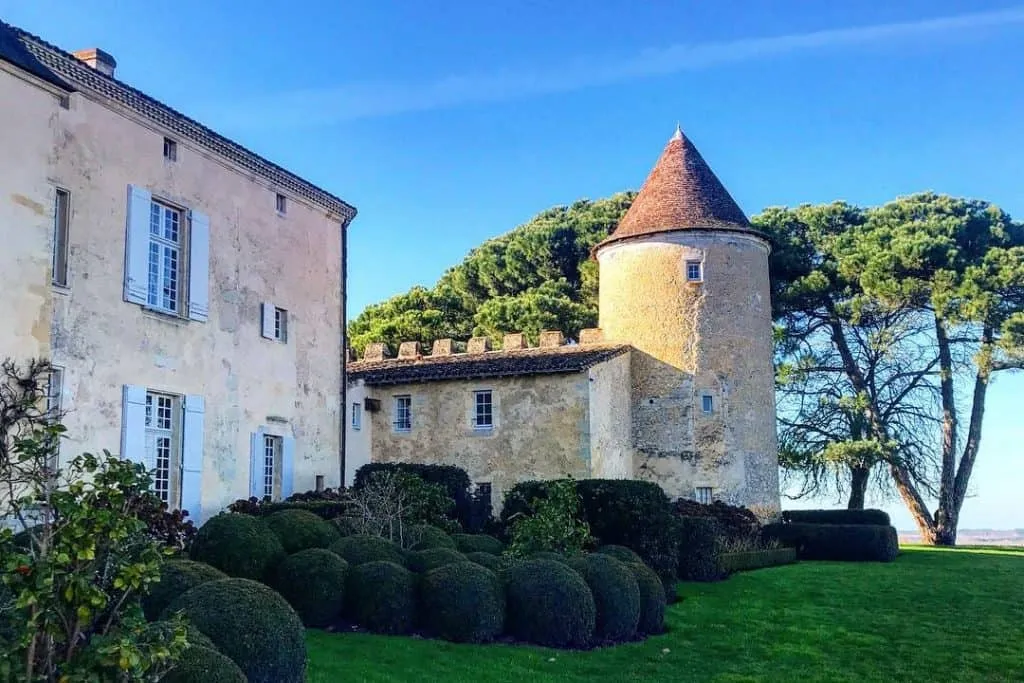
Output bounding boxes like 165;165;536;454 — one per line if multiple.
307;547;1024;682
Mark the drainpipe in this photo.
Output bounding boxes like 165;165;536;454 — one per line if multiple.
339;213;353;488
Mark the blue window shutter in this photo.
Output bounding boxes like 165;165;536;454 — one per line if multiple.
124;185;151;305
281;436;296;499
187;210;210;322
249;429;265;498
261;302;275;339
180;395;205;522
120;384;147;465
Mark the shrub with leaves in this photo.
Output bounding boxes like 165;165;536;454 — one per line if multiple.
418;561;505;643
501;558;596;648
677;516;725;581
407;523;456;550
142;559;227;621
329;534;407;566
353;463;471;529
262;508;341;553
464;551;507;573
405;547;466;573
345;561;417;634
568;553;640;643
189;513;285;581
453;533;504;555
162;646;247;683
270;548;348;627
625;562;667;635
596;544;644;566
506;477;593;558
348;470;459;547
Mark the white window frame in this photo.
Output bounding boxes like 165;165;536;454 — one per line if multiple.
473;390;493;431
274;307;288;342
686;260;703;283
393;395;412;433
263;434;283;500
351;402;362;431
695;486;714;505
701;394;714;414
52;188;70;287
145;390;181;507
146;200;186;315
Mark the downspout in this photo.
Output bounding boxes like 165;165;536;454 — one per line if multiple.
340;213;353;488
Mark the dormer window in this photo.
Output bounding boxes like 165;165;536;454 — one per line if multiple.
686;260;703;282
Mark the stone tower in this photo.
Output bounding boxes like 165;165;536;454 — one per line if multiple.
595;126;779;512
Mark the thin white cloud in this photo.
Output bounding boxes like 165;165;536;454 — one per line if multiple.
203;6;1024;128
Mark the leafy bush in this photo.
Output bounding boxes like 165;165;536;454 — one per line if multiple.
781;509;891;526
163;646;247;683
419;561;505;643
163;578;306;683
332;515;364;537
626;562;666;635
596;544;644;565
453;533;504;555
227;488;353;520
673;498;761;542
135;498;198;552
406;547;466;573
262;509;341;553
143;559;227;621
677;516;725;581
720;547;798;573
762;523;899;562
345;561;417;634
570;554;640;643
465;551;507;573
189;513;285;581
348;470;459;545
408;523;456;550
506;477;593;558
329;534;406;566
502;479;679;585
528;550;572;565
354;463;470;529
270;548;348;627
501;559;596;648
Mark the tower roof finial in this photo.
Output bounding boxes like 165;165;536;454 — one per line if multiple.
672;122;683;140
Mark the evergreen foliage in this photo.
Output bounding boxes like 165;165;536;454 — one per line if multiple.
189;513;285;581
345;561;417;635
270;548;348;627
418;561;505;643
262;508;342;553
143;559;227;621
501;559;596;648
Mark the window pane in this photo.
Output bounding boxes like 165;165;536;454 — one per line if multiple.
147;242;160;306
53;189;70;286
150;203;161;236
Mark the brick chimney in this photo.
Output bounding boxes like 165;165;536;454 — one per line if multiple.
73;48;117;78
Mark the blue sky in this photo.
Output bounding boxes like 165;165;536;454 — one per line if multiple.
4;0;1022;530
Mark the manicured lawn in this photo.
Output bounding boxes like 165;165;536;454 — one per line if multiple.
307;547;1024;682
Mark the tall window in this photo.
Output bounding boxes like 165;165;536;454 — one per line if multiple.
52;188;70;286
163;137;178;161
276;193;287;215
473;390;493;430
686;260;703;282
701;394;714;414
274;307;288;342
147;201;184;313
351;402;362;431
394;395;412;432
145;391;179;506
263;434;283;499
695;487;714;505
45;367;64;471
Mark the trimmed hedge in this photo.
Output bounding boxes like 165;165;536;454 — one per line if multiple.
262;509;341;553
502;479;680;586
345;560;417;634
528;550;572;565
465;551;507;573
189;513;285;581
720;547;798;573
354;463;472;529
408;524;456;551
328;535;406;566
405;547;466;573
673;498;762;541
596;545;644;566
626;562;666;635
781;508;891;526
763;523;899;562
571;554;640;643
143;559;227;620
163;578;305;683
501;559;596;648
453;533;504;555
163;646;247;683
677;516;724;581
418;561;505;643
270;548;348;627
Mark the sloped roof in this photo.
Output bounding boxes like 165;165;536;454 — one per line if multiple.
0;20;355;222
597;126;756;250
347;344;631;386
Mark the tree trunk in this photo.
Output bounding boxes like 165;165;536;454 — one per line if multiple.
847;465;870;509
933;317;958;533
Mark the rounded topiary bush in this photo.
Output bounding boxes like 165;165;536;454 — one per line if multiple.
262;509;341;553
405;547;466;573
465;551;506;573
453;533;504;555
627;562;666;635
528;551;571;565
163;578;305;683
163;646;247;683
501;559;595;648
332;515;364;537
408;524;456;551
596;544;645;566
345;561;416;634
329;534;406;566
573;554;640;643
143;559;227;621
419;561;504;643
189;513;285;581
270;548;348;627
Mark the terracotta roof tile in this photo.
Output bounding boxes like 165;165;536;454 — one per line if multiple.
347;344;630;386
598;126;754;250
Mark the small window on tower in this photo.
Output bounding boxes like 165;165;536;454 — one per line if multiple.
686;260;703;282
695;487;714;505
701;394;714;414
